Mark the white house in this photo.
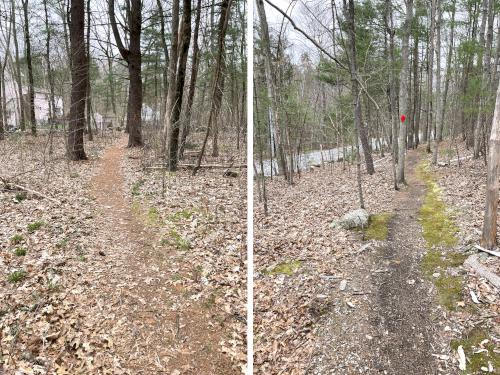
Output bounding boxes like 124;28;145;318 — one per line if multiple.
4;77;63;129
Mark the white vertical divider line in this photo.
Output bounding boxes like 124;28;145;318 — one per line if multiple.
246;0;254;373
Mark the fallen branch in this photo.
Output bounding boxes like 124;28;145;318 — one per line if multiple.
464;254;500;289
474;244;500;258
146;163;246;170
0;178;62;205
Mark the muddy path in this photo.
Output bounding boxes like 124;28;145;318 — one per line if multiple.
311;150;452;374
87;136;235;374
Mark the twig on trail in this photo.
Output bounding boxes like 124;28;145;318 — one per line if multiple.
473;244;500;258
464;254;500;289
357;242;373;254
0;177;62;205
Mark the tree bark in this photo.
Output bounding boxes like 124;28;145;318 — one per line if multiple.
344;0;375;175
194;0;233;175
256;0;288;178
86;0;93;141
166;0;192;171
67;0;87;160
11;0;25;131
179;0;202;159
109;0;143;147
432;0;442;165
397;0;413;183
44;0;57;124
21;0;36;135
481;79;500;248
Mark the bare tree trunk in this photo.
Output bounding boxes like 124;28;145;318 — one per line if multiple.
344;0;374;176
109;0;143;147
432;0;442;165
44;0;57;124
86;0;93;141
179;0;202;159
166;0;192;171
10;0;25;131
481;80;500;248
256;0;287;178
397;0;413;183
156;0;170;128
67;0;87;160
21;0;36;135
194;0;233;175
473;0;494;158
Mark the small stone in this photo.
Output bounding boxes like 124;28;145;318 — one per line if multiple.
339;279;347;291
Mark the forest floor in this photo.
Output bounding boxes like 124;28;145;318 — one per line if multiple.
254;141;499;375
0;132;246;374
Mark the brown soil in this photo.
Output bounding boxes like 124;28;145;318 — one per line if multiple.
311;150;452;374
88;136;235;374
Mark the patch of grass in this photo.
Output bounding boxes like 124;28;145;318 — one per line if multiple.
451;327;500;373
131;200;141;215
131;179;144;196
434;275;463;310
14;247;27;256
365;213;392;240
47;280;60;292
169;209;194;222
56;239;69;248
263;260;302;276
203;293;217;309
147;207;161;225
69;172;79;178
15;192;27;202
8;270;26;283
27;221;44;233
166;230;191;251
10;234;24;245
417;162;459;248
439;148;454;158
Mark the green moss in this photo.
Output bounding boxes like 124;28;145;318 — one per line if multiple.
27;221;44;233
14;247;27;256
417;162;459;248
10;234;24;245
434;275;463;310
417;162;466;311
451;327;500;373
365;213;392;240
421;250;468;277
264;260;302;276
8;270;26;283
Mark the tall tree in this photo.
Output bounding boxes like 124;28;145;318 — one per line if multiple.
432;0;442;165
344;0;375;175
179;0;203;159
481;80;500;248
86;0;93;141
21;0;36;135
44;0;57;123
256;0;288;179
397;0;413;183
109;0;143;146
194;0;233;174
67;0;87;160
11;0;24;131
165;0;192;171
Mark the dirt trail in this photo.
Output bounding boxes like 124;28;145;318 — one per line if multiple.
311;150;449;374
88;136;234;374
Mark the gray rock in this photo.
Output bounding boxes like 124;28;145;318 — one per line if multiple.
330;208;369;230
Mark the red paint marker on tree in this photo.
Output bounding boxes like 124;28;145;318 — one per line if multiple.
400;114;406;123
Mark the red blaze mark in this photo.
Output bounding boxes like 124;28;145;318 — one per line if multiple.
400;114;406;123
